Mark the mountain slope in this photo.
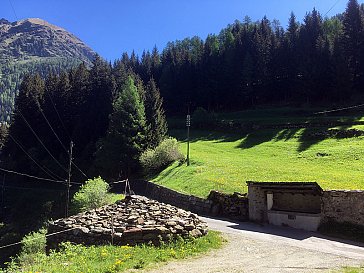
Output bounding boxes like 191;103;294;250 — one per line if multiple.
0;18;96;122
0;18;94;63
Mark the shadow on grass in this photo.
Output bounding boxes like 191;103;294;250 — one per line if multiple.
170;113;364;152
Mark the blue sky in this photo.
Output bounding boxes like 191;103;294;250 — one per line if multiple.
1;0;362;61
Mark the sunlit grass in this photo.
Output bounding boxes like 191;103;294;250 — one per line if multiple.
4;231;223;273
153;128;364;197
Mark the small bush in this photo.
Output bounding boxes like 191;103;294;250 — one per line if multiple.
140;137;184;173
4;228;47;271
71;177;112;213
19;228;47;256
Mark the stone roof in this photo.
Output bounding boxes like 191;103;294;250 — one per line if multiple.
246;181;323;193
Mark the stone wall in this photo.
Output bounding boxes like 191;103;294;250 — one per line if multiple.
247;183;267;222
124;180;249;221
321;190;364;226
207;190;248;221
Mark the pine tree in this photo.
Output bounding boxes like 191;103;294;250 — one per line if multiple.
342;0;363;89
145;78;168;148
95;76;147;178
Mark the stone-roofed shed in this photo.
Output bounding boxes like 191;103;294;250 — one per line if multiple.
247;182;323;231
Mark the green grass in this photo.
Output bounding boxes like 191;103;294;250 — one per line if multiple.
337;266;364;273
153;126;364;197
109;193;125;204
4;231;224;273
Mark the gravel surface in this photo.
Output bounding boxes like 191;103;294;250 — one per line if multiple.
143;217;364;273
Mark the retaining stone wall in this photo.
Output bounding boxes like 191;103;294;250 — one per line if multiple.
126;180;249;221
321;190;364;226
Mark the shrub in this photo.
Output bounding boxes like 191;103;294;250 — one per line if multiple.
71;177;112;213
4;228;48;270
140;137;184;173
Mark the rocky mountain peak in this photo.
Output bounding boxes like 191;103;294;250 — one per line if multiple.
0;18;10;25
0;17;95;63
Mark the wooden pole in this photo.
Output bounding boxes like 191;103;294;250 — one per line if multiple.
65;141;73;218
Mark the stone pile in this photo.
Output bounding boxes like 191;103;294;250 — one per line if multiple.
47;195;208;249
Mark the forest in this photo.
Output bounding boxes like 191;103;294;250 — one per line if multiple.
0;57;87;123
1;0;364;265
121;0;364;114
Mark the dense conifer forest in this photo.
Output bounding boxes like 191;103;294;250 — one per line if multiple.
121;0;364;113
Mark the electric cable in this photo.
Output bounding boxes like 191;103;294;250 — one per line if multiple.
42;93;89;179
324;0;342;17
0;227;78;250
8;0;18;21
8;133;63;180
17;110;68;173
0;167;81;185
314;103;364;115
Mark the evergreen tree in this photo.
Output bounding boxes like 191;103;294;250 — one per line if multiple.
342;0;363;89
145;78;168;148
87;55;114;142
95;76;147;178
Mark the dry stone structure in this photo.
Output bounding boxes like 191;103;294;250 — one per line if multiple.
322;190;364;226
47;195;208;249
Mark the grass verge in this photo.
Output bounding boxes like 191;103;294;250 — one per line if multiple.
337;266;364;273
2;231;224;273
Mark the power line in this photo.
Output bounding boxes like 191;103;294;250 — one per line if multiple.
17;110;68;174
8;133;63;181
0;227;78;250
40;95;89;179
38;106;69;156
324;0;342;17
45;91;72;141
314;103;364;115
3;185;66;192
71;161;89;179
0;167;81;185
8;0;18;21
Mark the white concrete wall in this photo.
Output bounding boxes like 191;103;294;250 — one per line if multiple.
267;210;321;231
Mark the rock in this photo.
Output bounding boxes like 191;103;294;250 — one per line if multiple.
166;221;177;226
184;224;195;231
189;229;202;237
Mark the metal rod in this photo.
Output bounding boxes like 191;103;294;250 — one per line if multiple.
187;126;190;166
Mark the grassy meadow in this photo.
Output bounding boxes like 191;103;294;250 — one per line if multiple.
153;108;364;197
4;232;223;273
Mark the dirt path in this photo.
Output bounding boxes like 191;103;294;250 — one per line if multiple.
144;217;364;273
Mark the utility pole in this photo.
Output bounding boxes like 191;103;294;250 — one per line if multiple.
65;141;73;218
186;107;191;166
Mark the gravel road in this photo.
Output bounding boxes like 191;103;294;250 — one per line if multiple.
144;217;364;273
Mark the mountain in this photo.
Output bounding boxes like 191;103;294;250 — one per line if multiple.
0;18;96;123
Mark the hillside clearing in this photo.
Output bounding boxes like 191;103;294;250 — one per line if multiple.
153;125;364;197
